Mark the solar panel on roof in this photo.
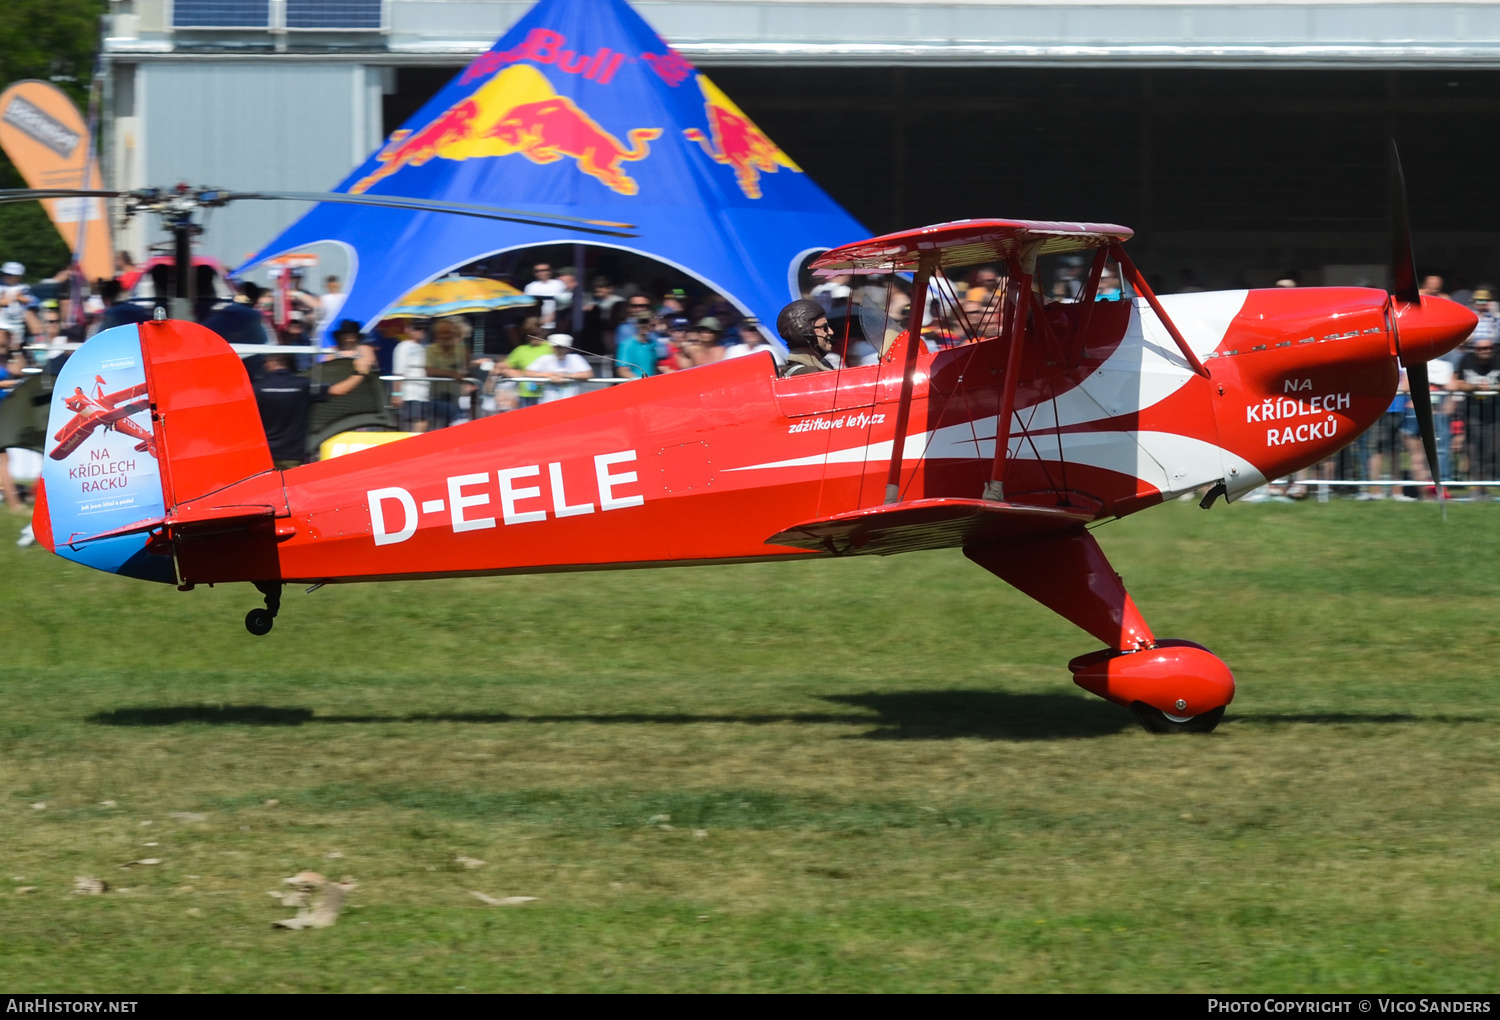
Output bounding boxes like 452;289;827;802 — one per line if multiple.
170;0;381;29
287;0;382;29
172;0;269;27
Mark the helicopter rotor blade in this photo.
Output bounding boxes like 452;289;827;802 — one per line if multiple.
219;190;637;237
0;188;123;205
0;187;637;238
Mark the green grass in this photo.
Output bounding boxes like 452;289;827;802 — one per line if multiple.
1;500;1498;992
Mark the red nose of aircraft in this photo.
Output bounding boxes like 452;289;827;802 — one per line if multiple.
1392;295;1479;366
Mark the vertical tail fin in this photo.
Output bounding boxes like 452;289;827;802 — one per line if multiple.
39;319;272;581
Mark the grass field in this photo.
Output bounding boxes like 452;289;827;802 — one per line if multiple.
1;499;1497;992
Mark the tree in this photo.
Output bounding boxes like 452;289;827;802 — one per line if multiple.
0;0;108;281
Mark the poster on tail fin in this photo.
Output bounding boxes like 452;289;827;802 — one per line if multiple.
243;0;867;343
41;324;173;582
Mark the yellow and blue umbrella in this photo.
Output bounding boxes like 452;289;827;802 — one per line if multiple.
388;276;535;318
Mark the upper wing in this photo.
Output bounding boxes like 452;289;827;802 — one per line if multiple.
811;219;1133;274
766;497;1094;557
99;383;149;408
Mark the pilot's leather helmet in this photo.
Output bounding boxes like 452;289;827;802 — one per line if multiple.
777;299;825;348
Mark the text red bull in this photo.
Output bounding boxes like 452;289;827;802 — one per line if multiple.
459;29;626;87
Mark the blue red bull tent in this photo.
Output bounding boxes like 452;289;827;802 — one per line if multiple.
240;0;868;344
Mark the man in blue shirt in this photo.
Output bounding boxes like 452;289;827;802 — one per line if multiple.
201;282;273;343
615;294;663;378
96;279;153;333
1358;376;1413;500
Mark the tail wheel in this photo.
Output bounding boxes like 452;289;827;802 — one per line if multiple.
245;608;274;636
1130;702;1225;734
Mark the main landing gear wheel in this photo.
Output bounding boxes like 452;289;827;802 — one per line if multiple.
1130;702;1226;734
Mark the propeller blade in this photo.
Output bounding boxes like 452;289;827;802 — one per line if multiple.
1405;361;1448;513
221;191;637;237
0;188;122;205
1390;140;1421;306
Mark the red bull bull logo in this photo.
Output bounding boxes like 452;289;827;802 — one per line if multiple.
351;65;661;197
682;75;801;200
485;99;660;196
351;99;481;192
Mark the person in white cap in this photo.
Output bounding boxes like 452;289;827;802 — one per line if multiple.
722;317;787;368
527;334;592;403
0;262;38;345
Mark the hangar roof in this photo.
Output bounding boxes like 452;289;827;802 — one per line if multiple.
106;0;1500;69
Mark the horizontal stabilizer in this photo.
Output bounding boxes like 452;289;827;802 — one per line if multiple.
766;498;1093;557
59;505;276;549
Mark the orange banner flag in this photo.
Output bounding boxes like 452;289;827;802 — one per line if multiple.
0;80;113;282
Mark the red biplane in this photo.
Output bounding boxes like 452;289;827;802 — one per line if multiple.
33;216;1476;734
49;376;156;461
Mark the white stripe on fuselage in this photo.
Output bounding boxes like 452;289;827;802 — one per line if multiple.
729;422;1264;502
728;290;1251;497
1021;290;1247;431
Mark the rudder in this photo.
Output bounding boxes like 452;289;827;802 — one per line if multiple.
138;318;273;506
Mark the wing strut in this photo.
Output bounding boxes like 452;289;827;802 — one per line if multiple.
982;241;1043;501
884;252;939;504
1071;248;1109;358
1110;245;1210;379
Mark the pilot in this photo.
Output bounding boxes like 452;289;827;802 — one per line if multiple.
776;299;835;376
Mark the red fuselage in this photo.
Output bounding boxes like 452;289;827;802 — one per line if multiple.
170;285;1420;587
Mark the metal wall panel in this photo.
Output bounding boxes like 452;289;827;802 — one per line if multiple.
137;61;383;279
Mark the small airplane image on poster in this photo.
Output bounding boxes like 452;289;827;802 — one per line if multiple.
49;376;156;462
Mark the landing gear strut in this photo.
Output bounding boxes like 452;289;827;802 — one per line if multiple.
965;529;1235;734
245;581;282;636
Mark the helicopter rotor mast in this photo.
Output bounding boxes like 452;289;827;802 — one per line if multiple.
122;184;208;320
